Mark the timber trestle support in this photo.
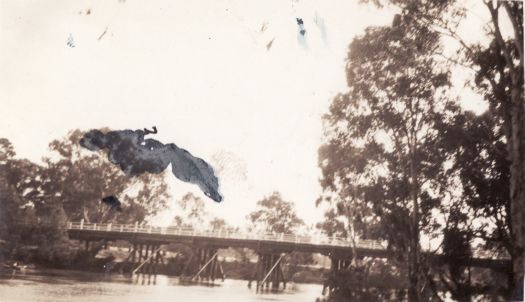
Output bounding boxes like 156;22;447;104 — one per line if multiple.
127;242;165;275
248;252;287;291
181;247;225;283
322;255;354;295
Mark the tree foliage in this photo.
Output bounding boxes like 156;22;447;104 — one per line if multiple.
171;192;209;229
40;130;171;223
319;0;523;299
364;0;524;296
0;130;172;265
469;6;524;294
247;191;303;234
318;12;460;301
0;138;68;263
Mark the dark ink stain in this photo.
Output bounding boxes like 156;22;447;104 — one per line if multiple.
98;27;108;41
80;127;222;203
144;126;157;134
296;18;306;36
260;22;268;33
101;196;122;211
86;9;91;15
266;38;275;51
67;34;75;48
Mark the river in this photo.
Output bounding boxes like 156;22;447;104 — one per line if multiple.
0;269;326;302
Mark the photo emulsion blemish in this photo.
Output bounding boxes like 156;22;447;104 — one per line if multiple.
0;0;523;301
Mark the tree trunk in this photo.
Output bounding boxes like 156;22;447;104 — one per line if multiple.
408;144;421;302
82;207;91;223
509;84;524;297
486;4;524;296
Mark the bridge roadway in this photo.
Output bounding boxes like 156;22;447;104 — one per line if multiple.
67;222;510;270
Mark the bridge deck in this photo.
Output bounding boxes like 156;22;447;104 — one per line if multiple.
67;222;388;256
67;222;510;270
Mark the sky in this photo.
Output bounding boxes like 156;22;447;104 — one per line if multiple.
0;0;504;228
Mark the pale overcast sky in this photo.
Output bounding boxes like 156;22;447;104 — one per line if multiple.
0;0;503;227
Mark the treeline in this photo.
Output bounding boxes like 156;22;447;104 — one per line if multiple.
0;130;171;267
0;133;315;280
168;191;316;281
316;1;523;301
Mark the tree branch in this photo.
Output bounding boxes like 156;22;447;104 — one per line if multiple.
434;52;477;71
486;2;517;79
502;2;524;67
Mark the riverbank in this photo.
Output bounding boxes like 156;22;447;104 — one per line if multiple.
1;243;327;285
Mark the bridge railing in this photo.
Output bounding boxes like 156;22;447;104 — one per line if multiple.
67;222;510;259
67;221;386;250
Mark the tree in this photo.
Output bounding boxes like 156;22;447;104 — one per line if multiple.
318;13;457;300
209;218;227;231
0;138;70;263
37;130;171;224
209;217;238;232
1;129;172;265
470;7;524;293
468;13;524;275
439;205;474;301
0;139;33;243
171;192;209;229
315;208;348;238
440;111;510;244
419;102;514;300
247;192;313;279
247;191;303;234
365;0;523;296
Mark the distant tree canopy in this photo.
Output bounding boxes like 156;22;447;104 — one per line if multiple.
170;192;235;233
0;130;172;260
246;192;313;272
247;191;303;234
40;130;171;224
0;138;67;251
172;192;208;229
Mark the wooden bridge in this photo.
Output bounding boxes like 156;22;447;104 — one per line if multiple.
67;221;510;291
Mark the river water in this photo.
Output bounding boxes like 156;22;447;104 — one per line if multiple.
0;269;325;302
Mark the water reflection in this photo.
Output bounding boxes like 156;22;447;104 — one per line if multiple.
132;273;158;286
0;269;324;302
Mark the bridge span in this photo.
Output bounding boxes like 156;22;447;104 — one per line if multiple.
67;221;510;291
67;221;387;256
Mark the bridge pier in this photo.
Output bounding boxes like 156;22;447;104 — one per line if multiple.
138;244;144;264
144;245;151;273
248;252;287;291
182;247;225;282
130;243;136;263
322;255;354;295
66;220;510;294
127;243;164;275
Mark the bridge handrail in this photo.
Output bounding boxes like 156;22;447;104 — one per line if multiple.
67;221;387;250
66;222;511;259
